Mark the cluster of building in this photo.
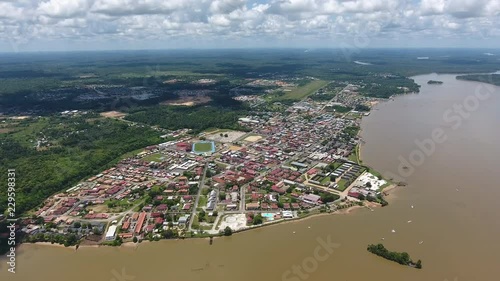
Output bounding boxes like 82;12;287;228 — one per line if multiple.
25;79;391;242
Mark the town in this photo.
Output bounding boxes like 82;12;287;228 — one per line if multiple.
19;81;392;247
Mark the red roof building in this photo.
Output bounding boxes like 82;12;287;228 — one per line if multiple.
122;221;130;231
135;212;147;234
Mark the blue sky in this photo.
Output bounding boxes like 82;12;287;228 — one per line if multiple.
0;0;499;52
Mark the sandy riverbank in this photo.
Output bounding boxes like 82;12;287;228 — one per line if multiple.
28;242;106;250
381;184;398;194
32;242;71;248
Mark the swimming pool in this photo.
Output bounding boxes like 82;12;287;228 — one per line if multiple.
261;213;275;221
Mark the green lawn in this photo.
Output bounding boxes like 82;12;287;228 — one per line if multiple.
320;176;331;185
336;179;349;191
348;145;360;164
279;196;291;203
10;117;50;146
103;199;133;212
366;167;384;180
273;80;329;101
200;224;213;230
191;215;200;229
198;195;207;208
119;148;145;160
332;105;352;113
332;162;342;169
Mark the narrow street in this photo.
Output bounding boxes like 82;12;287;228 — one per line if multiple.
188;162;208;231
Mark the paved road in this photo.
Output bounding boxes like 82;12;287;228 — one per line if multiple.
117;199;145;225
239;183;246;213
320;85;350;111
188;162;209;231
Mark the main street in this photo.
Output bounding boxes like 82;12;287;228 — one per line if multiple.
188;162;209;231
320;84;351;111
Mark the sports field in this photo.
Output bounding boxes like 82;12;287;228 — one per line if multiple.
192;141;215;154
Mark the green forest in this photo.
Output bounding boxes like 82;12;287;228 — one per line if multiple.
358;75;420;98
2;49;499;115
125;105;250;134
1;49;499;217
456;74;500;86
0;115;162;215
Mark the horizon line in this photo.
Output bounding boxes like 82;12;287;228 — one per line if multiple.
1;46;499;55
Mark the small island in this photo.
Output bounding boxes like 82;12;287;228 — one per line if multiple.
367;243;422;269
427;80;443;85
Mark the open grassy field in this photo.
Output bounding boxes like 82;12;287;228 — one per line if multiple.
142;153;164;162
118;148;145;160
191;214;200;229
348;145;360;164
320;176;331;185
274;80;329;101
336;179;349;191
198;195;207;208
331;162;342;170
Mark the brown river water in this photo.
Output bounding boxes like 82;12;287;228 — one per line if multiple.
2;73;500;281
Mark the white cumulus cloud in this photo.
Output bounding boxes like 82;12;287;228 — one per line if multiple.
0;0;498;51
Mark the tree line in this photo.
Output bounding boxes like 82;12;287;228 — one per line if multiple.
0;116;162;215
125;104;250;134
367;243;422;269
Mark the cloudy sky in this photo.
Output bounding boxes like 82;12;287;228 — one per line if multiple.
1;0;499;52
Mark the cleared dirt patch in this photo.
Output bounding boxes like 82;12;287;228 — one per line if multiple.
218;214;247;231
100;111;127;118
0;128;14;134
10;116;31;120
244;135;262;142
88;204;108;213
229;145;242;151
206;131;246;143
162;96;212;106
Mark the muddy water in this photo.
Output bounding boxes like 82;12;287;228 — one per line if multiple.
2;73;500;281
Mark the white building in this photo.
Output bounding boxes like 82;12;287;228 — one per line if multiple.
282;211;294;218
105;225;117;241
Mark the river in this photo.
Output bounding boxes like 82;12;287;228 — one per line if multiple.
2;73;499;281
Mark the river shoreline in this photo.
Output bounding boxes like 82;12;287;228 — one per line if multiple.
24;191;399;251
23;94;401;251
8;73;500;281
